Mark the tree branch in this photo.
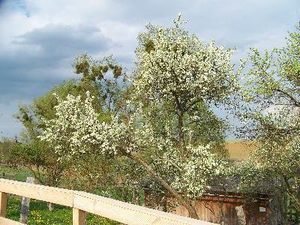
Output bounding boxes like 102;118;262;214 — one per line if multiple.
275;88;300;107
128;152;199;219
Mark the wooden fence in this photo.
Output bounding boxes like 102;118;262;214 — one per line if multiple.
0;178;217;225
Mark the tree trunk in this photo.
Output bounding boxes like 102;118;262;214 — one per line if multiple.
129;152;199;219
174;95;185;150
178;112;184;146
269;193;285;225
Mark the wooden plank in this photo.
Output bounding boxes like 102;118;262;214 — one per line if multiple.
0;179;74;207
74;191;216;225
0;192;8;217
0;217;24;225
73;208;87;225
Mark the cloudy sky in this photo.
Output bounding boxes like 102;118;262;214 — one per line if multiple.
0;0;299;138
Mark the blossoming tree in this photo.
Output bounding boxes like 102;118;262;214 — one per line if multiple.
40;18;236;219
134;17;236;151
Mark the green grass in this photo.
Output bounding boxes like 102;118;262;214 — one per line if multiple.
0;165;31;181
7;196;120;225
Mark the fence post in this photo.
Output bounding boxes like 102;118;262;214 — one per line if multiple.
20;177;35;223
73;208;87;225
235;205;246;225
0;192;8;217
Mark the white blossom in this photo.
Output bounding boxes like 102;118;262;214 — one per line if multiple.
39;92;162;158
161;144;227;198
134;22;235;106
40;92;127;157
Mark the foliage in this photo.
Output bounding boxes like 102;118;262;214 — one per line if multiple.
0;138;17;164
74;54;126;113
239;24;300;222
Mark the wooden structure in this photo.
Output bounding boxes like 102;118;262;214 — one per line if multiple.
0;178;217;225
171;193;270;225
145;191;270;225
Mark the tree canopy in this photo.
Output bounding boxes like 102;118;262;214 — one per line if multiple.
39;18;236;219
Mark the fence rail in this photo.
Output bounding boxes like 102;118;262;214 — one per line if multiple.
0;178;217;225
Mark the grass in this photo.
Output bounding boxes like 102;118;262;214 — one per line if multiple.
7;196;120;225
0;165;31;181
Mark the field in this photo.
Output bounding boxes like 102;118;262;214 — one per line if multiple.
226;140;257;161
0;165;30;181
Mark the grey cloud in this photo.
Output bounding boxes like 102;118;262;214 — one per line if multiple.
0;24;113;101
0;0;29;17
0;23;120;138
14;24;112;63
98;0;299;59
0;99;26;138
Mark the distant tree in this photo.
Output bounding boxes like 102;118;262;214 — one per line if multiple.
13;54;127;190
0;138;17;165
239;24;300;223
11;81;81;187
